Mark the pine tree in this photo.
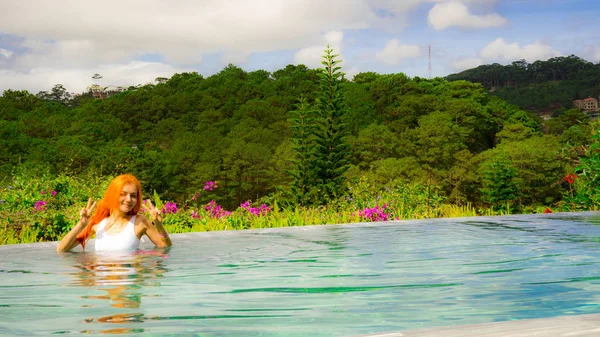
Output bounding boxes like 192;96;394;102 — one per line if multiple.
287;96;318;205
313;44;351;202
480;154;519;212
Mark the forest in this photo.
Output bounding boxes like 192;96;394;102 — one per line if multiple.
445;55;600;113
1;48;599;244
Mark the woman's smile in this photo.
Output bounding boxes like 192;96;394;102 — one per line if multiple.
119;183;138;214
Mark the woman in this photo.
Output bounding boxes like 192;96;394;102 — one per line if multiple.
56;174;172;252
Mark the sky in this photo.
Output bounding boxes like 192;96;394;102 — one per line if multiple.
0;0;599;94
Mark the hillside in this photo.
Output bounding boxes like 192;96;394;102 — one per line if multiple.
0;61;588;214
445;55;600;113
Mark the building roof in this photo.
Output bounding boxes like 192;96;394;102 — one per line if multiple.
584;97;598;101
104;85;127;91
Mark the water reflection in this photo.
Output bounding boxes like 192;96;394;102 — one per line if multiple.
62;249;169;334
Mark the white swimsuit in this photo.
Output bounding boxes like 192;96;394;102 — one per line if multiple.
95;216;141;252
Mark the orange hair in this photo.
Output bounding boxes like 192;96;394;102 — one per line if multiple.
77;174;143;249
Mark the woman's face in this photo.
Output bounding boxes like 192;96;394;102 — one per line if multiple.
119;183;138;214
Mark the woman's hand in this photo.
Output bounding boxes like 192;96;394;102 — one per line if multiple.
79;198;97;226
141;199;172;247
142;199;163;225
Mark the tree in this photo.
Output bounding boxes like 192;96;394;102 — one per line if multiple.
562;122;600;210
479;154;519;212
350;123;397;170
312;45;351;202
287;97;317;205
36;84;72;105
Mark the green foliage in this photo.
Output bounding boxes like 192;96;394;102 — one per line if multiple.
0;170;107;242
344;177;445;219
287;97;318;205
446;55;600;113
561;122;600;210
479;154;518;212
312;45;351;202
349;123;398;170
546;108;589;136
153;190;163;210
477;129;563;208
1;53;594;240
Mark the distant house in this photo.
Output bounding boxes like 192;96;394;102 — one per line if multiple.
573;97;599;113
104;85;127;96
86;84;128;99
539;112;552;121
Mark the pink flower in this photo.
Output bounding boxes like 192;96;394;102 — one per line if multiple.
34;200;47;211
203;181;218;191
51;190;57;196
240;200;271;216
358;205;390;222
40;190;46;195
162;201;178;214
204;200;231;218
191;211;202;219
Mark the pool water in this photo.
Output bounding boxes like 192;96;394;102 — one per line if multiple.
2;212;600;336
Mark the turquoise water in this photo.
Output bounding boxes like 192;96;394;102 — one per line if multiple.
2;212;600;336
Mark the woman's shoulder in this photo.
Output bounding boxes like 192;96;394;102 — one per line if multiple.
90;217;108;236
92;217;108;230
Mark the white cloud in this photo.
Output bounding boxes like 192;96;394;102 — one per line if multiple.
0;0;391;91
375;39;421;66
221;51;250;66
0;0;578;92
428;1;507;30
345;66;361;81
585;46;600;62
0;48;13;59
369;0;498;18
294;31;345;69
451;37;562;71
0;61;190;94
480;38;561;62
0;0;379;65
14;39;133;69
451;57;483;71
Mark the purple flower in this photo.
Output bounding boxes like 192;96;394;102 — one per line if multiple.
191;211;202;219
358;205;389;222
51;190;57;196
203;181;218;191
40;190;46;195
34;200;47;212
240;200;271;217
204;200;231;218
162;201;178;214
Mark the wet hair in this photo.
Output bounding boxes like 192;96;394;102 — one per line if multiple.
77;174;142;249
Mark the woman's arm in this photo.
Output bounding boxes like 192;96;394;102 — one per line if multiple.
56;198;96;252
140;200;172;247
56;221;86;252
140;215;172;247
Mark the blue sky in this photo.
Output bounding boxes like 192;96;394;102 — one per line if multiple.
0;0;599;94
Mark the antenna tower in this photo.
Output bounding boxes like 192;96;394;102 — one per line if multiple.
90;73;105;99
428;44;432;79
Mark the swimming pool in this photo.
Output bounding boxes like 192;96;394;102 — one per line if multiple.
2;212;600;336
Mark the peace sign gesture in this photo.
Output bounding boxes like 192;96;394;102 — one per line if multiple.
79;198;97;225
142;199;163;225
